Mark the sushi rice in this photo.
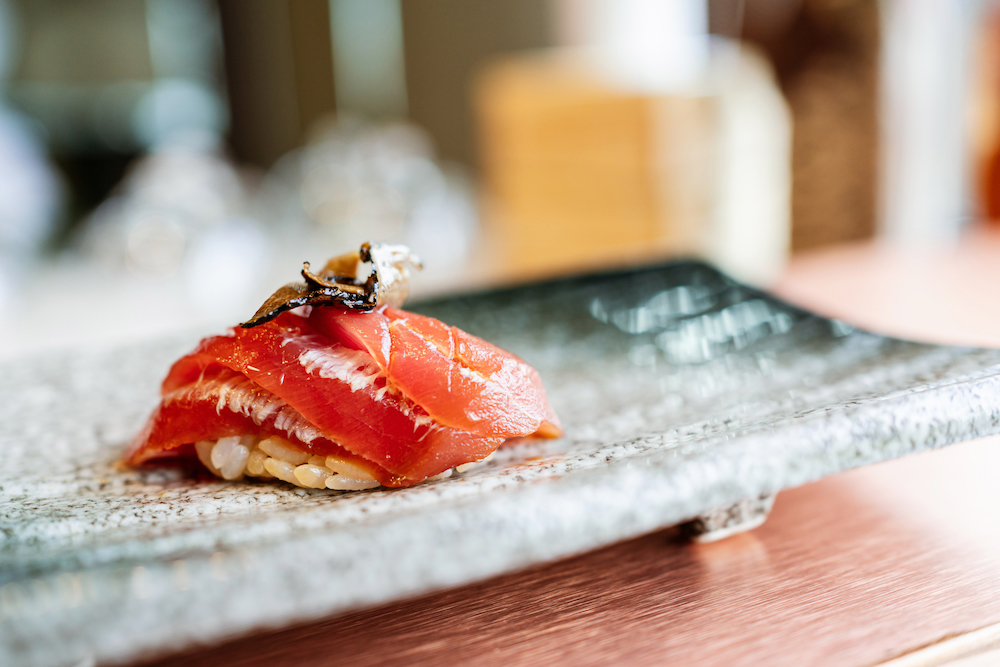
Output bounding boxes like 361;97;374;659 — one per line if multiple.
193;435;494;490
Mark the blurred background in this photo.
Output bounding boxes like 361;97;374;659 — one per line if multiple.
0;0;996;356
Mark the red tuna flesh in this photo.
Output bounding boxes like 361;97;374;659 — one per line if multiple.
126;308;561;486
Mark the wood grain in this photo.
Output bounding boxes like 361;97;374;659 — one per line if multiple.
140;435;1000;667
775;225;1000;348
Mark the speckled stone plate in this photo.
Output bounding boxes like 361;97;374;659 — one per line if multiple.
4;262;1000;667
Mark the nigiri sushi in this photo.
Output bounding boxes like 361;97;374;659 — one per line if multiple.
125;243;561;489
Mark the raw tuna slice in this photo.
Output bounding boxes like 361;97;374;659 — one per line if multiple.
127;307;560;488
309;307;561;439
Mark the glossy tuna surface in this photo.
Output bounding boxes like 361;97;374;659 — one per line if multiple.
125;308;562;486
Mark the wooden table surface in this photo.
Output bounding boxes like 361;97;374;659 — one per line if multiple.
141;232;1000;666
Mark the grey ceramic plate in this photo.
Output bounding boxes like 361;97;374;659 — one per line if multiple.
4;262;1000;667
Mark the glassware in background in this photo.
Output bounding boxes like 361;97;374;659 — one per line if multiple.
258;116;478;291
0;0;988;360
76;139;268;322
0;0;250;355
0;107;62;310
0;139;267;360
6;0;227;203
0;0;63;316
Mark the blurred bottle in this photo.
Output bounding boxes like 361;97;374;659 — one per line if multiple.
743;0;880;251
880;0;975;242
975;3;1000;228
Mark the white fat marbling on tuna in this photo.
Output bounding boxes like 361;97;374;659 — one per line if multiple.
492;358;540;396
467;358;540;427
396;401;438;432
272;405;323;444
376;320;392;366
299;347;382;392
457;363;489;386
198;376;280;426
169;374;324;444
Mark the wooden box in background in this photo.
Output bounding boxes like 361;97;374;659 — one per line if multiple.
473;45;791;285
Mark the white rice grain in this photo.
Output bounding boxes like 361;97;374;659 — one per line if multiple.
246;448;267;476
210;436;239;469
455;451;496;474
220;444;250;480
259;437;309;465
195;441;221;476
426;469;453;482
263;458;300;486
326;475;381;491
324;456;377;481
194;436;398;492
211;437;251;479
294;464;332;489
